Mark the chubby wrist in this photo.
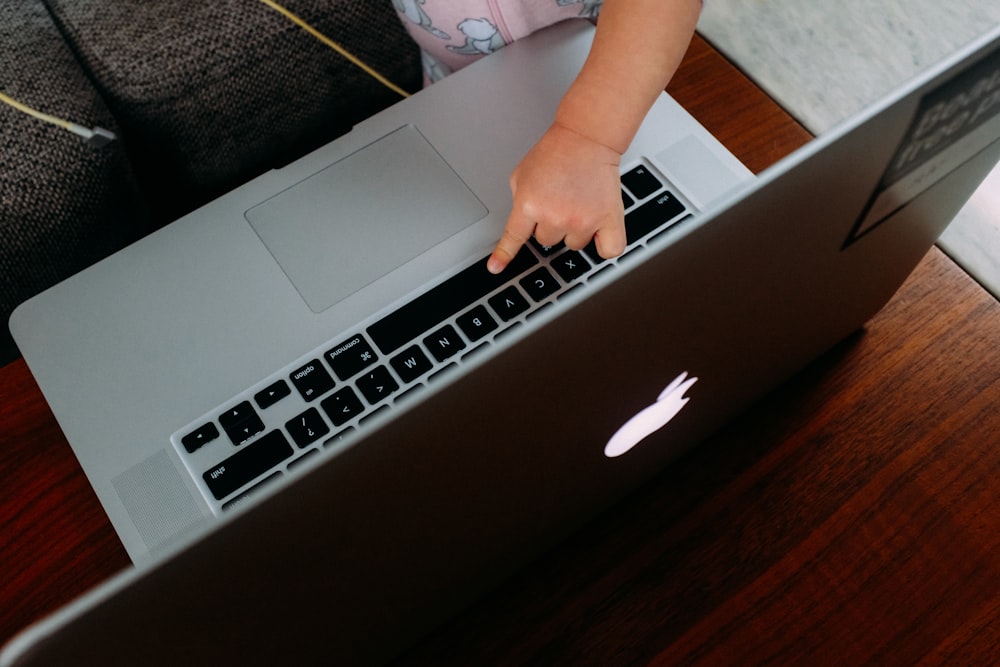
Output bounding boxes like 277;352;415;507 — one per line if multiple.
553;78;640;155
546;119;624;165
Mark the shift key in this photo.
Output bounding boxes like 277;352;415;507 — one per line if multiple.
203;430;293;500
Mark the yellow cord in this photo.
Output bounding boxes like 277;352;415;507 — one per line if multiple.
257;0;411;99
0;90;115;144
0;90;75;131
2;3;408;142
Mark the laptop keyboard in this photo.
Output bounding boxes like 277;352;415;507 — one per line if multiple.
172;162;691;512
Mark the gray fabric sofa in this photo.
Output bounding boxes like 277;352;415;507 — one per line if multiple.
1;0;420;364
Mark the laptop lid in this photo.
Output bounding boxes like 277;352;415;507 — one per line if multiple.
5;19;1000;667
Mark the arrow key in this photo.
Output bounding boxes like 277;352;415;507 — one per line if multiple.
182;422;220;453
219;401;265;445
254;379;291;410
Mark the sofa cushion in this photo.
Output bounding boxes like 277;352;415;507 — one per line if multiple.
44;0;422;225
1;0;147;364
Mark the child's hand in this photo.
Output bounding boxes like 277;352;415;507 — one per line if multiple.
484;0;703;274
487;122;627;274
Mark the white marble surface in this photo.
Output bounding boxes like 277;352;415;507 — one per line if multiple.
939;163;1000;297
697;1;1000;297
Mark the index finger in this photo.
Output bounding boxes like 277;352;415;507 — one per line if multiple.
487;208;535;274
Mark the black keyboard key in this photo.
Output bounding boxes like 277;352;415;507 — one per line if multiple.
218;401;256;431
391;345;433;383
622;189;634;209
367;246;538;355
321;387;366;427
551;250;591;282
221;472;282;511
290;360;335;402
203;430;293;500
621;165;662;199
529;237;565;257
285;407;330;448
619;248;640;263
585;190;689;265
356;365;399;404
520;267;561;301
650;214;693;243
526;302;553;320
394;385;424;404
324;427;355;447
287;449;320;470
489;286;530;322
182;422;219;453
457;305;498;342
583;239;604;264
494;322;523;342
429;363;457;382
360;405;390;425
587;265;614;283
219;401;265;445
325;334;378;381
625;190;686;243
254;380;290;410
423;324;467;362
462;343;490;361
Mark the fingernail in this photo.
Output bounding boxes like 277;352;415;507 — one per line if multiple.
486;255;504;274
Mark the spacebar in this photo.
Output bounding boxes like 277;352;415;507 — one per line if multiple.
368;246;538;355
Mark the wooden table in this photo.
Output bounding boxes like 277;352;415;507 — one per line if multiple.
3;37;999;665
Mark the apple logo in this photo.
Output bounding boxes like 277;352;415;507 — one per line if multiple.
604;372;698;458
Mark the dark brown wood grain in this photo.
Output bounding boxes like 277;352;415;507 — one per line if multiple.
0;357;130;644
669;35;813;174
2;34;998;666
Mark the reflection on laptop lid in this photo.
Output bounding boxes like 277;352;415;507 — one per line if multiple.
6;19;1000;666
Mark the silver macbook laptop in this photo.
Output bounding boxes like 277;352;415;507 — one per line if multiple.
6;19;1000;666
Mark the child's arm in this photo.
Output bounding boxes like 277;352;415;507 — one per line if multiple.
487;0;703;274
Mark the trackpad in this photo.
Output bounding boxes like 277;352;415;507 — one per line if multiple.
246;125;488;313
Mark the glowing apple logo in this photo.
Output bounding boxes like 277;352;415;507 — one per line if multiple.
604;372;698;458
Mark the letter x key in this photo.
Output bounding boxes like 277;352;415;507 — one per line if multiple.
551;250;591;282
